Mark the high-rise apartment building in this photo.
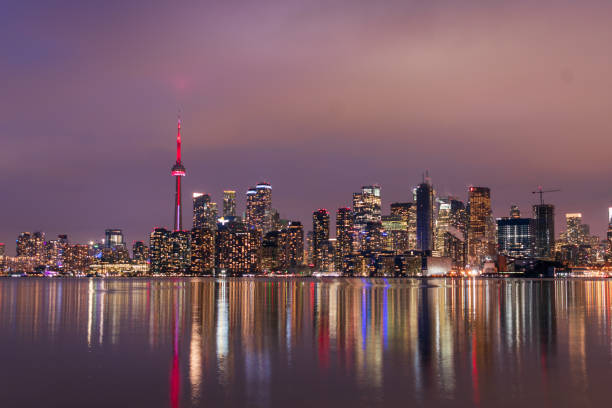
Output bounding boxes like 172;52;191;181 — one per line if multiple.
132;241;149;262
193;193;218;230
216;220;261;275
223;190;236;217
149;227;171;274
190;228;215;274
246;182;273;233
312;209;330;270
336;208;354;271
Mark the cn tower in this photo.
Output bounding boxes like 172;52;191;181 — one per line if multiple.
171;117;186;231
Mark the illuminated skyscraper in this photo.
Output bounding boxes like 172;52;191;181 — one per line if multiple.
104;229;125;249
282;221;304;268
63;245;91;273
565;213;585;245
497;206;534;259
533;204;555;258
193;193;218;230
223;190;236;217
353;185;381;232
171;117;186;231
16;231;45;265
246;182;273;233
149;227;171;274
416;179;434;252
382;215;408;254
132;241;148;262
312;209;330;270
336;208;354;271
216;220;261;276
168;231;190;274
434;197;466;263
190;228;215;274
391;202;416;250
467;187;494;265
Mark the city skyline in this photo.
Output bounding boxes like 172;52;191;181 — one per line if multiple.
2;1;612;251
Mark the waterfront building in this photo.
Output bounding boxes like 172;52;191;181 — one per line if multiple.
434;197;466;260
312;209;330;270
190;228;215;274
416;179;434;253
63;245;92;273
149;227;171;273
467;187;495;265
216;219;261;275
280;221;304;269
497;206;535;259
193;193;218;230
171;118;186;231
223;190;236;217
168;231;190;274
336;208;354;271
533;204;555;258
132;241;149;262
262;231;281;271
246;182;273;233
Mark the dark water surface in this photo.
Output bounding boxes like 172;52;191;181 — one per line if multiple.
1;278;611;407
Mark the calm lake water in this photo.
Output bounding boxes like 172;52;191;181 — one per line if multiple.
0;278;611;407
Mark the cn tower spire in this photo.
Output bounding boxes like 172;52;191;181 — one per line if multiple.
176;116;182;163
171;115;186;231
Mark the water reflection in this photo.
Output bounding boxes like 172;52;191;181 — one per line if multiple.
0;278;612;407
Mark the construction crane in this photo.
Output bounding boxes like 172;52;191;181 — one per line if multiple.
532;187;560;205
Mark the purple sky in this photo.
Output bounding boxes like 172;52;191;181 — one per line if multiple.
1;0;612;253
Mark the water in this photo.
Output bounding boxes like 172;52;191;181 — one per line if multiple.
0;278;611;407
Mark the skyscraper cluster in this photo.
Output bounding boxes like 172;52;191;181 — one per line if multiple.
2;118;611;277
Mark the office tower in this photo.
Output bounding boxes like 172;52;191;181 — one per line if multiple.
336;208;354;271
171;117;186;231
305;231;314;265
467;187;494;265
382;215;408;254
63;245;91;273
353;185;381;232
391;202;416;250
246;182;273;233
533;204;555;258
416;180;434;252
190;228;215;274
168;231;190;274
497;206;535;259
45;239;65;270
216;219;261;275
223;190;236;217
434;197;466;262
564;213;585;245
312;209;330;270
363;221;384;253
104;229;125;249
132;241;148;262
150;227;171;274
262;231;281;271
193;193;218;230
